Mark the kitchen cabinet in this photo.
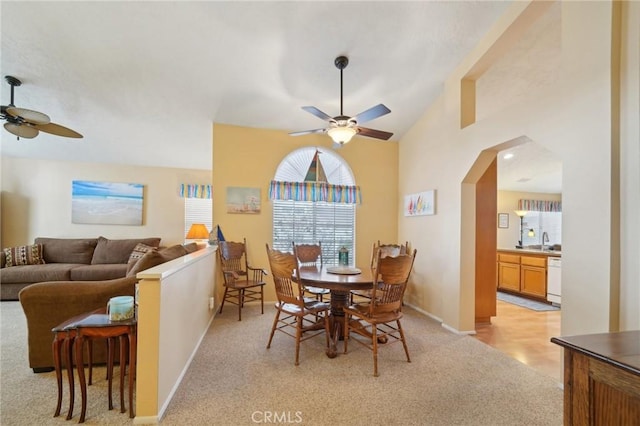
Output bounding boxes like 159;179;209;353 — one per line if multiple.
497;251;551;301
520;256;547;298
497;254;520;292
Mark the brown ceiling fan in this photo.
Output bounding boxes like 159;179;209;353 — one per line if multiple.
1;75;83;140
290;56;393;146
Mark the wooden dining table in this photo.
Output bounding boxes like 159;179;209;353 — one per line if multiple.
298;265;374;358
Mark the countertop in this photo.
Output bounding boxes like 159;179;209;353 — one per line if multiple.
498;248;561;257
551;331;640;376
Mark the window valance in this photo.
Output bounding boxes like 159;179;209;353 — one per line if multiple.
179;184;212;199
518;199;561;212
269;180;362;204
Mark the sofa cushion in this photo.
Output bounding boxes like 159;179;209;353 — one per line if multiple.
0;263;79;284
91;237;161;265
159;244;189;259
126;244;188;277
69;264;129;281
35;238;98;264
3;244;45;267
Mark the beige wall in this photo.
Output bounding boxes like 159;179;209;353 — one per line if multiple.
212;124;398;302
1;157;210;248
399;1;639;334
497;190;562;250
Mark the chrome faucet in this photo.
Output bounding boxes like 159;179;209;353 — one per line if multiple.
542;231;549;247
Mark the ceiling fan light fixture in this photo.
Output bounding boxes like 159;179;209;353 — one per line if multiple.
327;126;357;145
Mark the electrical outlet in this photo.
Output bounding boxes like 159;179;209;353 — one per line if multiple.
209;297;215;310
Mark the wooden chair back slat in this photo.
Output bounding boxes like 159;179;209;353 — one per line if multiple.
370;249;416;314
292;242;323;267
266;245;304;307
370;241;411;269
219;239;248;274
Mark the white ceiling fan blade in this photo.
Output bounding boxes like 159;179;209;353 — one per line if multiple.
4;123;39;139
289;128;326;137
5;106;50;125
34;122;83;138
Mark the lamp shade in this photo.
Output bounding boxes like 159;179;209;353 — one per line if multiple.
186;223;210;239
514;210;528;217
327;126;356;145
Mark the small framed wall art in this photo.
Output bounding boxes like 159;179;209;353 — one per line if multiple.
498;213;509;228
404;190;435;216
226;187;261;214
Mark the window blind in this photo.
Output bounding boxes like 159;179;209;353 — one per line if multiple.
272;200;355;265
184;198;213;239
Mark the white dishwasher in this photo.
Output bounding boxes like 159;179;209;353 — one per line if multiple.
547;257;562;306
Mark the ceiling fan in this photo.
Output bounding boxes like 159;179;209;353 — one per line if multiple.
290;56;393;146
1;75;83;140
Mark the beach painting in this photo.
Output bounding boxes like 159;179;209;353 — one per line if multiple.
72;180;144;225
226;187;261;214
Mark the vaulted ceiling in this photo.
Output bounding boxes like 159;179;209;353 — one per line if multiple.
1;1;561;193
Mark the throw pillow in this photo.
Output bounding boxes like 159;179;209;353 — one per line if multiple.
126;250;162;277
3;244;45;267
183;242;200;253
127;243;155;264
126;244;189;277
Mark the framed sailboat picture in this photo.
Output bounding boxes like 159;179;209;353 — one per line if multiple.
404;190;435;216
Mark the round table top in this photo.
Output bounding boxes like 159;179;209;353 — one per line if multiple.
299;265;373;291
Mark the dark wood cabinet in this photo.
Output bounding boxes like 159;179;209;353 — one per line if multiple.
551;331;640;425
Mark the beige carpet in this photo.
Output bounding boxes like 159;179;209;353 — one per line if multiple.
1;301;562;425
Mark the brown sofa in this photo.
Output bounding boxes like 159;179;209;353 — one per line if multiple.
18;243;199;372
1;236;161;300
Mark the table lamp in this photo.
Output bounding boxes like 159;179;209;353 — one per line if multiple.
186;223;210;246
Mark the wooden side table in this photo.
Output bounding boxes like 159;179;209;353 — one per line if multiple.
73;313;137;423
52;308;103;420
551;331;640;424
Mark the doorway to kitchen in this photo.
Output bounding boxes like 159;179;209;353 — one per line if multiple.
463;137;563;382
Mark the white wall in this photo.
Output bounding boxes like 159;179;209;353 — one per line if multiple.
1;157;210;248
399;1;639;334
619;0;640;330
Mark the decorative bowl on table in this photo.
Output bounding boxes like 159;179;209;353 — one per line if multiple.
326;266;362;275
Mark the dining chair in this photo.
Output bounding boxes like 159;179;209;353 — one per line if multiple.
292;241;330;302
351;240;411;303
343;248;417;376
218;238;268;321
265;244;331;366
372;240;410;267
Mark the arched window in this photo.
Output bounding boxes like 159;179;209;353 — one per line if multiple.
271;147;357;265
